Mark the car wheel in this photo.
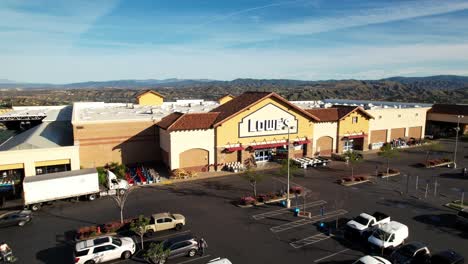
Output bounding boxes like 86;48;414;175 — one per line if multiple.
18;221;26;227
122;250;131;259
119;189;126;195
175;224;183;231
31;204;41;211
188;249;197;257
84;260;95;264
146;229;155;237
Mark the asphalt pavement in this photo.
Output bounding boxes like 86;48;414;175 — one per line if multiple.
0;138;467;264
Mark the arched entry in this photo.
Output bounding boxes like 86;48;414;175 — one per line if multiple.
316;136;333;156
179;148;209;172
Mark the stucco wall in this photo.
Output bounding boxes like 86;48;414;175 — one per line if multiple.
73;120;160;168
368;107;429;142
427;113;468;124
313;122;338;154
137;93;164;106
0;146;80;176
169;129;215;170
216;97;314;147
338;111;370;136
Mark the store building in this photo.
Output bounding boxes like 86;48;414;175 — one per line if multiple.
159;92;319;171
0;106;79;181
426;104;468;137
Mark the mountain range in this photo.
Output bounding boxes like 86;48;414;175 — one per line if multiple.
0;75;467;106
2;75;468;90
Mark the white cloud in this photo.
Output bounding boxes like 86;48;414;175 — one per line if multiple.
268;0;468;35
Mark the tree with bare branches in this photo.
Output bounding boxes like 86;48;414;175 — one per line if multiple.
110;187;134;224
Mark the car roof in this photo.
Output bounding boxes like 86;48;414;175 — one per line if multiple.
75;236;111;251
208;258;233;264
165;234;195;244
432;250;464;262
152;212;172;219
0;210;30;218
400;241;428;251
358;256;385;263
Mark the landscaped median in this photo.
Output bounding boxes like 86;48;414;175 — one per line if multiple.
424;158;454;168
444;200;468;211
336;176;371;186
376;169;400;178
236;187;304;208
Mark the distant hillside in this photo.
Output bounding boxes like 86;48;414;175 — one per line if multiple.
0;75;467;105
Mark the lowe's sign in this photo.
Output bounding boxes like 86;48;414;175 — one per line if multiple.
238;103;298;137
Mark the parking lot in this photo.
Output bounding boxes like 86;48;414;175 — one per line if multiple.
1;138;467;264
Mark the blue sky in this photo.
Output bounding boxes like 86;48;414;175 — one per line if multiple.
1;0;468;83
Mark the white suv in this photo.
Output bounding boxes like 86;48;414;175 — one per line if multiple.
74;236;136;264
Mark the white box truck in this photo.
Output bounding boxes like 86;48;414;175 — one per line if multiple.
23;168;129;211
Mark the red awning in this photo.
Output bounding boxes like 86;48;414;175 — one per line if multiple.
293;139;311;145
223;146;244;152
249;142;286;150
346;134;367;139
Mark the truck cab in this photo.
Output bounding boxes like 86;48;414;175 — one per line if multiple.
346;212;390;239
105;171;129;193
368;221;409;251
144;212;186;234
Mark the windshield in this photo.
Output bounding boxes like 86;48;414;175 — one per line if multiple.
112;238;122;246
354;216;369;225
162;240;172;250
373;229;391;241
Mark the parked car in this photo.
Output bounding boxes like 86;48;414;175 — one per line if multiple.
144;212;186;234
430;250;464;264
346;212;390;239
353;255;392;264
456;209;468;227
74;236;135;264
368;221;409;251
207;257;233;264
390;241;431;264
158;234;199;263
0;210;32;227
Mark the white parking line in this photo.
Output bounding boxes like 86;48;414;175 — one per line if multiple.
252;200;327;220
270;209;347;233
290;233;332;249
313;249;349;263
176;254;211;264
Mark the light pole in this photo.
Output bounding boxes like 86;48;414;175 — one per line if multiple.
283;124;294;208
453;115;464;169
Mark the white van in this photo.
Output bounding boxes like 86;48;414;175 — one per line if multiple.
368;221;409;250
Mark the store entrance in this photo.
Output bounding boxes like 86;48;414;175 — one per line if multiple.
254;149;272;162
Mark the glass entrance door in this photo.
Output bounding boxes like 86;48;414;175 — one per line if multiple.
254;149;272;162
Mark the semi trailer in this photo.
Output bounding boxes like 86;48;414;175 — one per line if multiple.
22;168;129;211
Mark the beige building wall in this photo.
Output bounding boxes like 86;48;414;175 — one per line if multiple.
368;107;429;143
312;122;338;154
0;146;80;176
73;120;160;168
427;113;468;124
137;92;164;106
167;129;215;170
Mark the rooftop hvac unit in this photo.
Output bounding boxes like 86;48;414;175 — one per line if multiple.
127;103;134;109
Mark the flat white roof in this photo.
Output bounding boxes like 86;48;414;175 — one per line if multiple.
292;99;432;110
72;101;219;123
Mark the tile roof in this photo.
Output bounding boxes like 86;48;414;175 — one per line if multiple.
333;105;374;119
158;112;220;131
209;91;319;126
428;104;468;116
305;108;339;122
157;112;183;130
